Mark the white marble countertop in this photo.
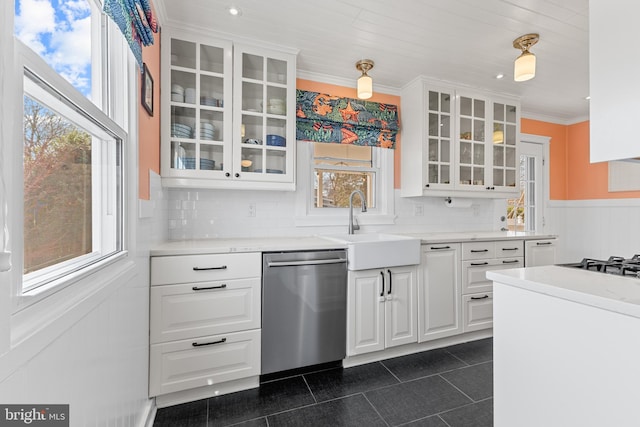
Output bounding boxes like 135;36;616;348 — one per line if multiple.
487;266;640;319
150;231;557;256
150;236;347;256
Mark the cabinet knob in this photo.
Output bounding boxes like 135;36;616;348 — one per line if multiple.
225;172;231;178
425;184;430;188
235;173;240;178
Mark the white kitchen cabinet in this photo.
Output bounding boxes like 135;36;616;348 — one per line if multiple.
525;238;557;267
347;266;418;356
589;1;640;162
461;240;523;332
418;243;462;342
161;28;296;190
462;292;494;332
149;252;262;399
401;76;520;198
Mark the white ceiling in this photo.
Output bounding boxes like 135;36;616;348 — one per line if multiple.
155;0;590;124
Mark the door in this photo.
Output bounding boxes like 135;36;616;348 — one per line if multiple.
419;244;462;342
385;266;418;348
348;269;385;355
508;139;545;232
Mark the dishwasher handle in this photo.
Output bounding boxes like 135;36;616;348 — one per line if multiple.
266;257;347;268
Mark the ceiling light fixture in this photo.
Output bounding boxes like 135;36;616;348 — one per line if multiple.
513;33;539;82
496;73;505;80
355;59;374;99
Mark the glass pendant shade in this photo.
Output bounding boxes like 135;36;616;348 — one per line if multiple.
514;51;536;82
357;74;373;99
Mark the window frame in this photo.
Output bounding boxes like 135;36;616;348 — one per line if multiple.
295;140;395;227
9;11;130;313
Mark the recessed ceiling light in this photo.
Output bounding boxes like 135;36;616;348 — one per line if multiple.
227;6;242;16
495;73;504;80
585;96;591;100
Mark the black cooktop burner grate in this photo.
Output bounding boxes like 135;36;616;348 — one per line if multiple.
560;255;640;278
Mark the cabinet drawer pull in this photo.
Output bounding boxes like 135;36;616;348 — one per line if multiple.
193;265;228;271
502;260;520;264
192;338;227;347
502;247;519;251
192;284;227;291
536;241;552;246
380;271;385;297
387;269;392;295
430;246;451;250
470;249;489;253
470;262;489;266
470;295;490;300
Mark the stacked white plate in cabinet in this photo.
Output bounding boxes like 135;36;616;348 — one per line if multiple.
171;123;192;138
184;88;196;104
171;84;184;103
200;122;215;140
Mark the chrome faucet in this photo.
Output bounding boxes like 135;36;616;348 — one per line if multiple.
348;190;367;234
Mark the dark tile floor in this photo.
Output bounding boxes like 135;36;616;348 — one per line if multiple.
153;338;493;427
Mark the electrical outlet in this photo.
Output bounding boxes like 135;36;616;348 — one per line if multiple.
414;204;424;216
248;203;256;217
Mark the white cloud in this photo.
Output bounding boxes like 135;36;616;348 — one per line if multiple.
15;0;57;56
15;0;93;94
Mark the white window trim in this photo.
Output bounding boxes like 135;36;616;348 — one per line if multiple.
4;14;136;350
295;140;396;227
520;133;551;233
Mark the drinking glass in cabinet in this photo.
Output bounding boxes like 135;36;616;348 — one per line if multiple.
200;75;224;107
242;115;263;142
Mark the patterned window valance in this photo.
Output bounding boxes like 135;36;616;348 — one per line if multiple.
103;0;158;69
296;90;399;149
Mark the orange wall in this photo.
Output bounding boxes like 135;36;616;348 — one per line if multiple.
138;12;161;200
523;118;640;200
296;79;402;188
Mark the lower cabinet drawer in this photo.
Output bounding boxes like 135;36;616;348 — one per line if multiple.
462;258;523;294
462;292;493;333
149;329;261;397
150;278;261;344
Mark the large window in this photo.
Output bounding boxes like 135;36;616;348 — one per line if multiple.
14;0;128;296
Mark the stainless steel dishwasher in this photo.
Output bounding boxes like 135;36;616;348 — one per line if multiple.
262;249;348;375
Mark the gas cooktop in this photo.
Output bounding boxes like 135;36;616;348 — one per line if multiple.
560;255;640;278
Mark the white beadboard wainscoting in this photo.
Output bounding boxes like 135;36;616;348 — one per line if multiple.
0;172;168;427
545;198;640;263
166;188;500;240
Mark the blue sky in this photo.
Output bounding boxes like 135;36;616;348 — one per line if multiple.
14;0;92;96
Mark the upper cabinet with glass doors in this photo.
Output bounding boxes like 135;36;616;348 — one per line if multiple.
401;77;520;198
161;29;296;190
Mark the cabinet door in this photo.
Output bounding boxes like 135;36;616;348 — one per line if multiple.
347;270;385;355
463;292;493;332
457;93;490;191
162;34;233;180
491;100;519;193
525;239;557;266
424;88;455;191
418;244;462;342
233;44;295;184
385;266;418;348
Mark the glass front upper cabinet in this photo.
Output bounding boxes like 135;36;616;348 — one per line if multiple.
492;102;518;190
425;89;454;189
234;47;293;182
167;36;232;177
457;94;488;189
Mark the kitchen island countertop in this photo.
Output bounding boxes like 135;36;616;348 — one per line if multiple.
488;265;640;319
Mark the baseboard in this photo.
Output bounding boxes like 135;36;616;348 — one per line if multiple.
154;376;260;408
138;398;156;427
343;330;493;368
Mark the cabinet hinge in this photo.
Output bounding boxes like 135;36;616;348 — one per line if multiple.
542;157;545;166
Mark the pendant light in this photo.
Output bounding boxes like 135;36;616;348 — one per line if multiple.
355;59;374;99
513;34;539;82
